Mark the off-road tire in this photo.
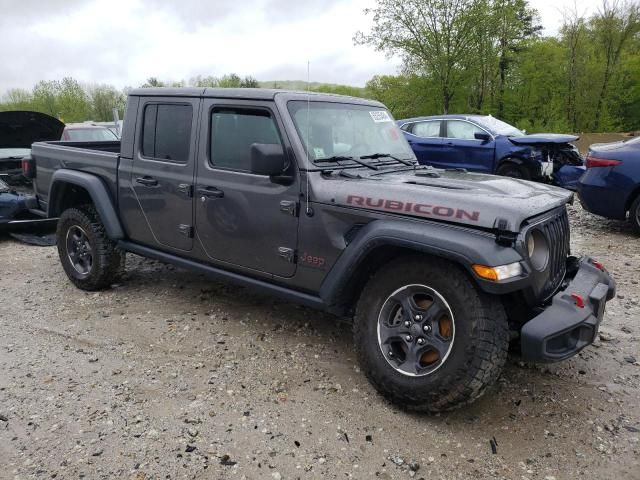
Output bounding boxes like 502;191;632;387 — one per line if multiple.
56;205;125;291
629;194;640;234
354;257;509;413
497;161;530;180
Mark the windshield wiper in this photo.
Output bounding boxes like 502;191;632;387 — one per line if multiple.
315;155;379;170
359;153;415;167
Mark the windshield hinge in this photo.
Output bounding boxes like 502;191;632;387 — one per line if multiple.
277;247;296;263
280;200;298;216
178;224;194;238
494;218;516;246
178;184;193;197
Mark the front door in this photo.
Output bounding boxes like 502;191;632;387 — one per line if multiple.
441;120;495;172
194;100;299;278
130;98;199;251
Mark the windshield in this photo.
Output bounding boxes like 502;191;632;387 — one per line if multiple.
477;116;524;137
287;101;415;164
0;148;30;159
66;128;118;142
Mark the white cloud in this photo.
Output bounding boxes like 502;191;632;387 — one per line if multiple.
0;0;607;94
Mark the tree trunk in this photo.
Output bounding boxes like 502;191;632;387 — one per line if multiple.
498;45;507;119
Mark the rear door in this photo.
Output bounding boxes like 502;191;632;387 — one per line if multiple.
441;120;495;172
130;98;199;251
193;100;299;278
403;120;445;167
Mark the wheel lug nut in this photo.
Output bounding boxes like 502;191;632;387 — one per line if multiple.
405;335;413;342
415;314;423;321
423;324;432;333
417;338;425;345
388;350;394;357
404;320;411;328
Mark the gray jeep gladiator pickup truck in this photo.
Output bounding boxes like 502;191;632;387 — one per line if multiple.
30;88;615;412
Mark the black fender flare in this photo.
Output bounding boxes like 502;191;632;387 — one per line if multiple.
48;169;124;239
319;219;526;313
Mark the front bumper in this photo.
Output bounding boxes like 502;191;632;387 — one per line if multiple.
520;256;616;362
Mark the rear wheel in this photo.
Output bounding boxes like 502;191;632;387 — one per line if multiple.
354;257;509;412
630;195;640;233
56;205;125;290
497;161;530;180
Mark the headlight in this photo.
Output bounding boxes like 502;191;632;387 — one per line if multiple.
527;234;535;257
472;262;523;281
527;228;549;271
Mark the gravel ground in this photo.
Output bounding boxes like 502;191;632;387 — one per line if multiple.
1;204;639;480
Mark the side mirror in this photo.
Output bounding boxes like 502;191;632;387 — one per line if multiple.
250;143;286;176
474;132;492;142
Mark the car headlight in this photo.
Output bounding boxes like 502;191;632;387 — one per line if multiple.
472;262;523;281
527;228;549;271
529;148;544;160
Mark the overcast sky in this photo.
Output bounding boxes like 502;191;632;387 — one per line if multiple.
0;0;603;94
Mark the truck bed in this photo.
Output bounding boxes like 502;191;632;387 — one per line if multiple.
30;140;121;213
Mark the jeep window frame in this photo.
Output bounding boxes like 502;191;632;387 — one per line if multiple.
139;102;194;164
206;105;286;174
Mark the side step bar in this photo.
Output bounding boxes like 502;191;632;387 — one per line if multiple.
117;240;326;310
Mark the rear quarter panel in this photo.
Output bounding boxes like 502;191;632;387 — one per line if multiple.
31;141;120;211
578;145;640;219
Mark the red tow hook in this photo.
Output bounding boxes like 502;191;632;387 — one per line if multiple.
571;293;585;308
591;259;605;271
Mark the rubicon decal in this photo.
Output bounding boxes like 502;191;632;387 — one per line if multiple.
346;195;480;222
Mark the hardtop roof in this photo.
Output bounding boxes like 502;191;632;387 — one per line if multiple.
127;87;384;107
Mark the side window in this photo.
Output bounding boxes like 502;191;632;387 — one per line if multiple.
142;103;192;162
412;121;441;138
210;108;282;171
446;120;485;140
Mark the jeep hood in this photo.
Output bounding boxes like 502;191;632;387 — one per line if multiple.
508;133;579;146
319;169;573;232
0;111;65;149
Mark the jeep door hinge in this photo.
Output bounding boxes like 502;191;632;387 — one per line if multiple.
178;183;193;197
279;200;298;217
178;224;194;238
277;247;296;263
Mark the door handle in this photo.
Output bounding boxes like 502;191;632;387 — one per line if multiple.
197;187;224;199
136;176;158;187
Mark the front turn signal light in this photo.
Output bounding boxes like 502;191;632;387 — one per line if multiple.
473;262;523;281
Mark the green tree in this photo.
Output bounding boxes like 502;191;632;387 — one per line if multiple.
492;0;542;117
240;76;260;88
89;85;126;121
365;74;436;118
355;0;487;113
141;77;165;88
56;77;92;122
590;0;640;130
217;74;242;88
32;80;60;117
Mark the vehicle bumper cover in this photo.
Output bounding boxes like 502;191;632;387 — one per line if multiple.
521;256;616;363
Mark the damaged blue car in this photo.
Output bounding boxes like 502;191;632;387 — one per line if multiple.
397;115;585;190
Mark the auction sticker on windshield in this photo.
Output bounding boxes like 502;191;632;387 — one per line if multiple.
369;111;392;123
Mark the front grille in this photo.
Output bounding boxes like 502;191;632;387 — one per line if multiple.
539;209;570;299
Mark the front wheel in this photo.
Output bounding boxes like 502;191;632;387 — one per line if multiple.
354;257;508;412
497;161;530;180
56;205;125;291
630;195;640;234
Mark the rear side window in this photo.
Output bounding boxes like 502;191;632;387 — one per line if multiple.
210;108;282;171
412;121;441;138
142;103;192;162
